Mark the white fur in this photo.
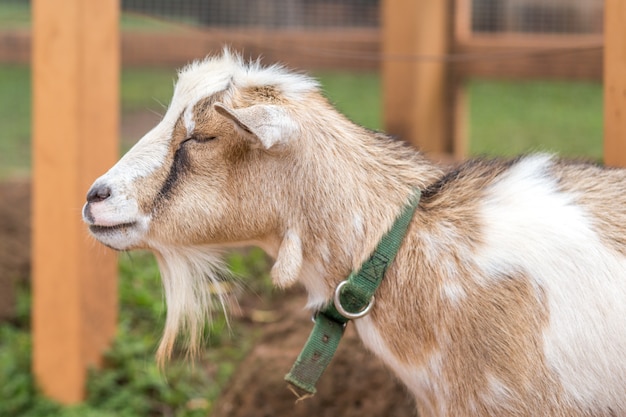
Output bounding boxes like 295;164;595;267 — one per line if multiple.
302;261;331;311
353;214;364;239
82;123;172;248
215;103;300;149
480;374;515;412
270;229;304;287
440;280;467;305
355;316;443;416
151;244;232;362
356;154;626;415
176;49;317;110
183;106;195;136
476;155;626;410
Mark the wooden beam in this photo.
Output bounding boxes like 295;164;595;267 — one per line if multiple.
382;0;454;155
454;34;602;81
604;0;626;167
32;0;119;403
122;28;380;71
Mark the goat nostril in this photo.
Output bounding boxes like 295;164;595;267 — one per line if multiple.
86;184;112;203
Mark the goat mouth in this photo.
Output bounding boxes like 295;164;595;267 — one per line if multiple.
89;222;137;234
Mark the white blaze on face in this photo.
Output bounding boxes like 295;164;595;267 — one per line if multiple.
82;51;244;250
82;49;320;361
183;106;196;136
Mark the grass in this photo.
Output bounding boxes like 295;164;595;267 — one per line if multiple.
0;66;178;177
0;2;191;32
120;13;195;32
316;72;381;130
121;68;176;113
0;1;30;30
468;79;604;160
0;65;30;177
1;250;269;417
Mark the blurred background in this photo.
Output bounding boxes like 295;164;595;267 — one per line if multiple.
0;0;606;416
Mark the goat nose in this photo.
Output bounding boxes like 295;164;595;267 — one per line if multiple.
86;184;112;203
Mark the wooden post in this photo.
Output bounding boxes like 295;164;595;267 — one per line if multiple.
604;0;626;167
382;0;454;155
32;0;119;403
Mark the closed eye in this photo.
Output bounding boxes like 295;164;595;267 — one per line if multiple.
182;135;217;146
190;134;217;142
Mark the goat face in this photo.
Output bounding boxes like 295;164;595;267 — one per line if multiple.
82;52;319;358
82;52;311;253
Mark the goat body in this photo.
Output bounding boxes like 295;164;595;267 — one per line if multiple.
83;50;626;417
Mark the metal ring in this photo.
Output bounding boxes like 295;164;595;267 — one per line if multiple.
333;280;375;320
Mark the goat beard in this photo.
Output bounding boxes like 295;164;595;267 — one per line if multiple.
152;245;234;366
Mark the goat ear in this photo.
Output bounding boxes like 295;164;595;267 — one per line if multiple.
214;102;298;149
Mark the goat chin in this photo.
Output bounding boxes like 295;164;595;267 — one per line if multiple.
151;245;233;365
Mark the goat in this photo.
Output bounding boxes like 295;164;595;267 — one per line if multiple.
83;50;626;417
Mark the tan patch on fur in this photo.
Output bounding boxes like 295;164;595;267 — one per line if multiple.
368;159;511;364
239;85;286;104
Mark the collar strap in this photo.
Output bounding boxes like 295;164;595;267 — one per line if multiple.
284;189;422;397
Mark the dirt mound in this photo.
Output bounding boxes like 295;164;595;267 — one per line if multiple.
0;179;30;319
213;292;416;417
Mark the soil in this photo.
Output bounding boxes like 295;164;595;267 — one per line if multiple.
0;111;417;416
214;289;416;417
0;178;30;319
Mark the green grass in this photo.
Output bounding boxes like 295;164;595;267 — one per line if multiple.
0;65;30;177
121;68;176;113
1;249;269;417
316;72;381;130
0;0;194;32
0;2;190;32
0;2;30;30
0;66;606;175
0;66;178;178
468;79;603;160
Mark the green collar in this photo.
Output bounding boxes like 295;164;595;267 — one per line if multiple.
284;189;422;397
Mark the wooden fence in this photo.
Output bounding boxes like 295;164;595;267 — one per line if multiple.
32;0;119;403
0;28;380;71
382;0;606;159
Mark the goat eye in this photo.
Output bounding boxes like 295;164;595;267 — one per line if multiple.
184;135;217;144
192;134;217;142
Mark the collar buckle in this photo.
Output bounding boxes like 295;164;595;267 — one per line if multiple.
333;280;375;320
